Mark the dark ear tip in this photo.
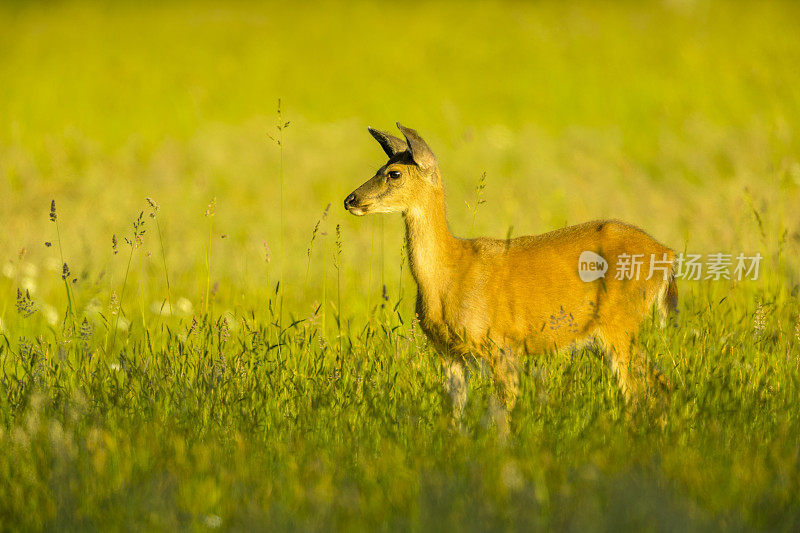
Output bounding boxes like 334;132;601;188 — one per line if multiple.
367;126;375;132
395;122;404;130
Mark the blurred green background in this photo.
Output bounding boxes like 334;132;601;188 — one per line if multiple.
2;1;800;529
2;0;798;318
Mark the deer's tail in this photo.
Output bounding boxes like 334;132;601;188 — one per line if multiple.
656;264;679;327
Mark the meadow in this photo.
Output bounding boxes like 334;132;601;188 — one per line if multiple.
1;0;800;529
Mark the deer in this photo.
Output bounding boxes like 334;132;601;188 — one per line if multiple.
344;123;677;430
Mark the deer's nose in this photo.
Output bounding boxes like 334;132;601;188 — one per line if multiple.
344;193;358;210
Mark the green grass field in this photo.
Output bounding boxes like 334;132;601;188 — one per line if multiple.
2;0;800;529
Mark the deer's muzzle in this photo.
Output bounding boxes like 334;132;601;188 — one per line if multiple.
344;192;367;215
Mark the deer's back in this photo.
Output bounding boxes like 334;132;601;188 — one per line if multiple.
419;219;674;358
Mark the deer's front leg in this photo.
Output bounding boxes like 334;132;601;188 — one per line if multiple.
489;349;520;440
492;349;520;411
444;358;470;422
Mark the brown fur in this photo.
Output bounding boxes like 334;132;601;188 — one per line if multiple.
345;124;676;419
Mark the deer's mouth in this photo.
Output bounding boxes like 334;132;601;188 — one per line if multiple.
346;203;371;216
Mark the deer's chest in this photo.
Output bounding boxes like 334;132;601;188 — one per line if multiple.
415;290;490;358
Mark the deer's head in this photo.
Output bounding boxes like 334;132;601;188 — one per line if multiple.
344;123;441;216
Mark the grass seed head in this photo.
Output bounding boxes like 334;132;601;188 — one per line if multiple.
218;316;230;344
187;316;199;337
146;197;160;218
109;291;119;316
307;203;331;257
753;299;766;336
205;197;217;217
16;288;36;318
49;200;57;222
80;318;94;355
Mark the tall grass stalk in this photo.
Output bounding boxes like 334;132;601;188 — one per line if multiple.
260;240;277;351
398;242;406;313
304;204;330;300
321;228;328;347
138;243;152;356
203;197;216;316
147;197;172;317
0;248;26;323
467;171;487;237
367;217;376;316
335;224;343;357
102;235;119;350
49;200;77;333
268;99;290;353
380;217;386;320
109;212;145;355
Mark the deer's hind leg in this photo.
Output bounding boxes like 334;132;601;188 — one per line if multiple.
489;348;520;440
491;348;520;412
598;325;670;401
598;327;642;400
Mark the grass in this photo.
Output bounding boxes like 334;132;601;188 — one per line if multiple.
1;0;800;529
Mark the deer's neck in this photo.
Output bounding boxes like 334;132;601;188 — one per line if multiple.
403;188;459;305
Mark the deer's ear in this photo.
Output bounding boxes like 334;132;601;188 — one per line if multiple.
368;127;408;158
396;123;437;171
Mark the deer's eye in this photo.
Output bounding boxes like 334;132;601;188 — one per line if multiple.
387;170;402;180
